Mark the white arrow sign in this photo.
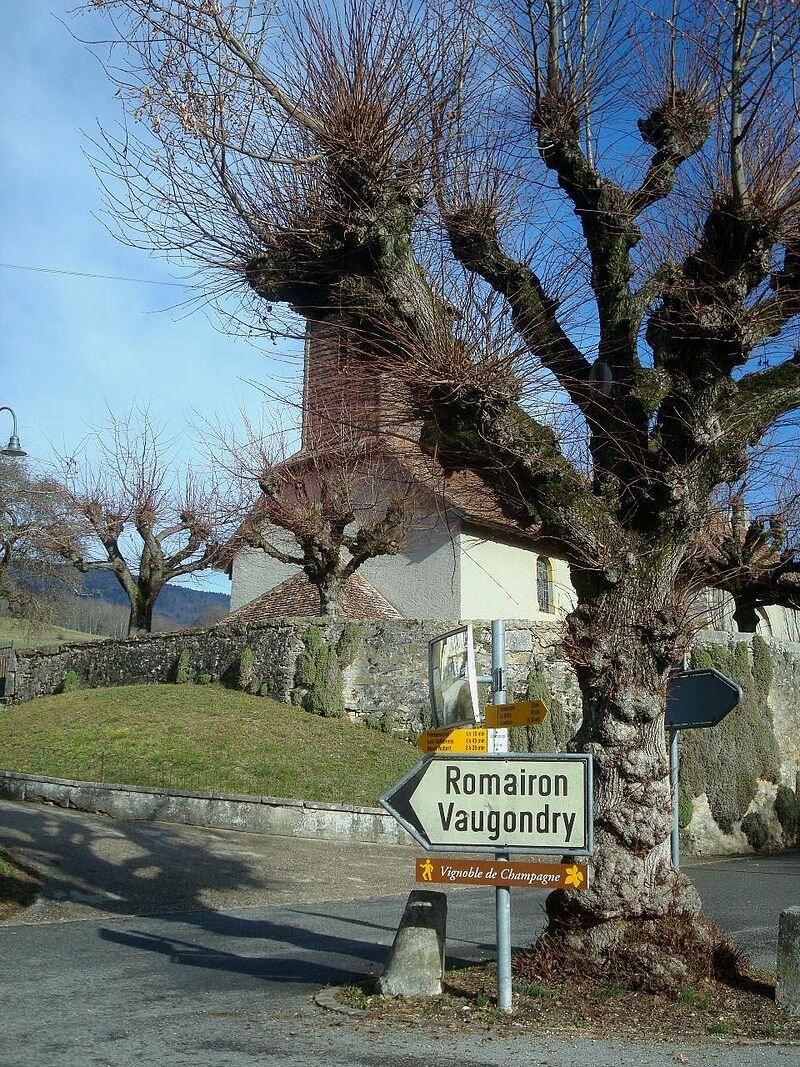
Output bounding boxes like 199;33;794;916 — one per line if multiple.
380;754;593;855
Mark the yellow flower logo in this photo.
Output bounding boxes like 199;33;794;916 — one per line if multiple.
565;864;584;889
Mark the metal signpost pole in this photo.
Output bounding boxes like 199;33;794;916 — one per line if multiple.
669;728;680;868
668;655;691;870
491;619;512;1013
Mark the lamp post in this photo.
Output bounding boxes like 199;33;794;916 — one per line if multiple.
0;407;27;458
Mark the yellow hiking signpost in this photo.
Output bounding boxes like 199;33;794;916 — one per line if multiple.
484;699;549;729
417;701;549;752
417;727;488;754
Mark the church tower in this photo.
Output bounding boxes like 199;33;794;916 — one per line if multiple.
300;318;415;450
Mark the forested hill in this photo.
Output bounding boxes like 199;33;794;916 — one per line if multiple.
79;571;230;628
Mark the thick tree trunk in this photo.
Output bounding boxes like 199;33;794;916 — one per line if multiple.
733;598;759;633
127;589;156;635
318;575;344;617
521;560;734;991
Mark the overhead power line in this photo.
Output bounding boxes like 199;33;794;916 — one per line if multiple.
0;262;197;288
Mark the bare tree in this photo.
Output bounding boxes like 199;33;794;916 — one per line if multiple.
222;420;420;616
690;482;800;632
84;0;800;987
0;457;73;622
52;409;231;635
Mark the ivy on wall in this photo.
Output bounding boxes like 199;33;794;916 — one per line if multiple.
508;667;572;754
679;637;781;835
292;623;362;718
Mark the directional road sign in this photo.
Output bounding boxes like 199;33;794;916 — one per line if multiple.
415;856;589;889
484;699;549;729
665;668;742;730
417;727;488;754
380;753;593;855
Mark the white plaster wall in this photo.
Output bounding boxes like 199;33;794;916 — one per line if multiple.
229;536;302;612
699;589;800;642
230;516;461;619
358;521;461;619
231;518;580;622
759;605;800;642
458;532;575;621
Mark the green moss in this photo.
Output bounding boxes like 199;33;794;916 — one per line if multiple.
238;646;256;692
336;623;362;669
630;368;672;418
294;627;321;688
751;634;773;694
678;788;694;828
681;640;780;834
741;811;769;851
775;785;799;843
175;648;191;685
509;668;570;754
61;670;80;693
293;625;351;718
690;648;715;670
379;710;395;735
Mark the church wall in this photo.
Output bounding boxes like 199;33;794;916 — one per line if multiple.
229;540;300;613
458;532;576;621
358;521;461;619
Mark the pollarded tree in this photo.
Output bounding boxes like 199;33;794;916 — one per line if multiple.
52;409;231;635
689;486;800;633
84;0;800;988
221;420;421;617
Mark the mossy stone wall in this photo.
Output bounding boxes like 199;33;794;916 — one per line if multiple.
7;619;800;855
679;637;780;833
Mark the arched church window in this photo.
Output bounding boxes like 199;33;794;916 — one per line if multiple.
536;556;554;614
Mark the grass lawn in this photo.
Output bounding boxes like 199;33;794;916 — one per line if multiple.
0;618;104;650
0;684;419;807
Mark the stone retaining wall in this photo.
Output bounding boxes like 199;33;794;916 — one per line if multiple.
0;771;409;845
7;617;580;731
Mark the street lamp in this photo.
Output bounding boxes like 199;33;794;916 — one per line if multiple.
0;407;27;458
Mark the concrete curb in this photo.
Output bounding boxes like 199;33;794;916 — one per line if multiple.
313;988;369;1017
0;770;411;846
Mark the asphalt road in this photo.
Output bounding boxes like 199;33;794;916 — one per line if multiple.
1;799;799;1067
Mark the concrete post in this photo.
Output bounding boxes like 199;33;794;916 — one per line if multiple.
777;906;800;1015
379;890;447;997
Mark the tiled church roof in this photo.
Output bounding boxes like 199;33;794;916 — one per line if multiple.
377;436;543;541
220;570;402;625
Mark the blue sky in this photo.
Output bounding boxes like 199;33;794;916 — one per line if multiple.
1;2;303;592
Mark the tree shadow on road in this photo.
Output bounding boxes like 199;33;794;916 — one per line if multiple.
98;925;386;985
0;801;404;983
0;802;266;917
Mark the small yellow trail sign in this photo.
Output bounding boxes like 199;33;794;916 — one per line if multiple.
416;727;489;754
484;699;549;729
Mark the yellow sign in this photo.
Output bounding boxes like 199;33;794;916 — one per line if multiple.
484;699;549;728
417;727;489;754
